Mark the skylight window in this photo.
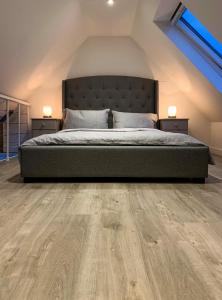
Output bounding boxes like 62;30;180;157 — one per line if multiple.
174;5;222;71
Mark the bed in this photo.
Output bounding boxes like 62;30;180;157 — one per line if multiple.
19;76;209;181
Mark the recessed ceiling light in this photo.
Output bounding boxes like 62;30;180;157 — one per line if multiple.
107;0;115;7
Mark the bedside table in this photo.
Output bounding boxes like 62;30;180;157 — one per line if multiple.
32;118;61;138
159;119;189;134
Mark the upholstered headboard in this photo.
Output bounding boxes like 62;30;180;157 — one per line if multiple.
62;76;159;115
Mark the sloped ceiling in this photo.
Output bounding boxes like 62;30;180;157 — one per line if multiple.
0;0;87;100
79;0;138;36
0;0;138;99
133;0;222;121
0;0;221;129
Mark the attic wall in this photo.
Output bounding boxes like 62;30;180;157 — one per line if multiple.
211;123;222;156
30;36;154;117
68;37;152;79
158;84;211;143
0;0;221;149
0;0;86;101
182;0;222;155
131;0;222;143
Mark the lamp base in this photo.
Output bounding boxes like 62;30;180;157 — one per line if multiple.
43;116;52;119
168;116;176;119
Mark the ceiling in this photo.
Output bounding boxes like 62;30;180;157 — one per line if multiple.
79;0;139;36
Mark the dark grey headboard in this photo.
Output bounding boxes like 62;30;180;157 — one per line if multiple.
62;76;159;115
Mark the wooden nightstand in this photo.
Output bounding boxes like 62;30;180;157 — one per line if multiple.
32;118;61;138
159;118;189;134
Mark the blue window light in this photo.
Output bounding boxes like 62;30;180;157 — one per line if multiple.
177;8;222;70
181;9;222;58
166;4;222;92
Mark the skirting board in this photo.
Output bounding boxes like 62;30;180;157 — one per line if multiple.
210;146;222;157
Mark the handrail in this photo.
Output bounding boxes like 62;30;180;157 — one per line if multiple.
0;93;30;106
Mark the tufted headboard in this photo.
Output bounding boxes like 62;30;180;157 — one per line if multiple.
62;76;159;126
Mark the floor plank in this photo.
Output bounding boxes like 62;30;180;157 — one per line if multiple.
0;158;222;299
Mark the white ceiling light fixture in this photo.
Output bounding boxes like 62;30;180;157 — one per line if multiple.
107;0;115;7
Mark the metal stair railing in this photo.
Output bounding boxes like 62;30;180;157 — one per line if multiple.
0;94;30;161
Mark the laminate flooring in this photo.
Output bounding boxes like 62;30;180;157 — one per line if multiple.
0;157;222;299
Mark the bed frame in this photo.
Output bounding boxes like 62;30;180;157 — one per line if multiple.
19;76;209;181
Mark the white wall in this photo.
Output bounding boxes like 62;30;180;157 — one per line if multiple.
0;0;86;118
68;37;152;78
131;0;217;143
0;0;87;96
62;35;211;143
30;36;154;118
25;29;213;143
211;123;222;156
159;84;211;143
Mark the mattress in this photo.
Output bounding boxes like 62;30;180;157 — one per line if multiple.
22;128;208;147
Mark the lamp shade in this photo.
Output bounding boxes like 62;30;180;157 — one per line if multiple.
43;106;52;118
168;106;177;118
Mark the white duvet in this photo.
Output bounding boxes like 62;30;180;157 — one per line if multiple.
23;128;207;147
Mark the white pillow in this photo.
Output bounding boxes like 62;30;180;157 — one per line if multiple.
112;111;158;128
63;109;109;129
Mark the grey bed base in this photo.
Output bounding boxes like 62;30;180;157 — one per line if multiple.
19;145;209;181
20;76;209;182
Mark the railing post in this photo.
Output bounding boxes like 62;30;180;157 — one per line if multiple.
6;101;9;161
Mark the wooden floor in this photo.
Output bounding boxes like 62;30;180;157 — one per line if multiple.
0;158;222;300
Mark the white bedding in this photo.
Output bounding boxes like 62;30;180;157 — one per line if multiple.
23;128;207;147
